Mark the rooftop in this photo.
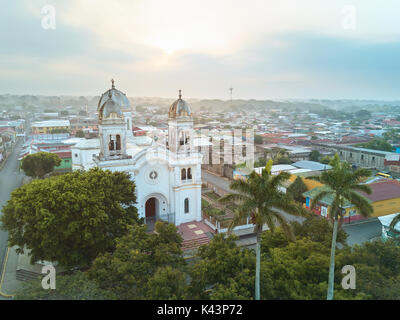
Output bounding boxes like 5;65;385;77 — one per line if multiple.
292;160;332;171
32;120;70;127
358;180;400;202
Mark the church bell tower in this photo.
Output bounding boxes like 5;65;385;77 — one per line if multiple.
97;79;130;160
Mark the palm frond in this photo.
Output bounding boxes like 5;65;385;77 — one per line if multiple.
351;183;372;195
310;189;332;210
219;193;248;205
344;190;373;218
272;211;296;241
389;213;400;233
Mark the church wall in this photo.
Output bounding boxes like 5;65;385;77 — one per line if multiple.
133;162;171;221
71;147;100;170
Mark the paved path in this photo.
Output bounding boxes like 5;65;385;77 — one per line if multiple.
202;170;232;193
0;141;24;280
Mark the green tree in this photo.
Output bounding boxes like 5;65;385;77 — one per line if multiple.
260;238;331;299
254;135;263;145
336;240;400;299
383;129;400;144
189;234;254;300
309;150;321;162
1;168;140;268
310;153;373;300
287;176;308;203
320;155;332;165
50;128;70;134
75;130;85;138
219;160;308;300
354;109;371;120
274;156;292;164
254;158;267;167
88;222;186;299
146;266;188;300
14;271;115;300
356;137;394;152
20;152;61;178
290;215;348;247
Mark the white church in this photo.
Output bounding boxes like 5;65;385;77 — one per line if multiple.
71;81;203;227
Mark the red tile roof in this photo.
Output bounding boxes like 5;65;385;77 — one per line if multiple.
359;180;400;202
53;151;72;159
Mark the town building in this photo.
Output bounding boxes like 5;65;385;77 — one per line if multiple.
31;120;70;134
303;179;400;223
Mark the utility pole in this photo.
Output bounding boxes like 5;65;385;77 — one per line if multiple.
229;87;233;108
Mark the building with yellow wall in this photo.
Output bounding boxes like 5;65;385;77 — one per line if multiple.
32;120;70;134
303;179;400;223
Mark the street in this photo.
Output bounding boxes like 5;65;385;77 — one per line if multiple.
202;170;232;193
0;141;24;276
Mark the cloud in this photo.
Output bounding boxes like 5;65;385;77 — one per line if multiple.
2;1;400;99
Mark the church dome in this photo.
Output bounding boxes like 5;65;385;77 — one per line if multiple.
100;97;123;119
97;79;131;113
168;90;191;119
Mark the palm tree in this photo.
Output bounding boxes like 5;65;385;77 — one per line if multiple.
389;213;400;243
219;160;308;300
310;153;373;300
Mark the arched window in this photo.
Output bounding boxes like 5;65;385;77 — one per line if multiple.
184;198;189;214
181;168;186;180
187;168;192;179
109;135;115;151
179;131;185;146
116;135;121;150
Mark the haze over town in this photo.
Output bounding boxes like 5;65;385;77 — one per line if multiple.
1;1;400;305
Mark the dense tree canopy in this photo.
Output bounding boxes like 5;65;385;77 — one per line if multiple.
287;176;308;203
14;271;115;300
354;109;371;120
20;152;61;178
320;155;332;165
254;135;263;145
75;130;85;138
1;168;140;268
189;234;255;300
356;137;394;152
88;222;186;300
336;240;400;300
309;150;321;162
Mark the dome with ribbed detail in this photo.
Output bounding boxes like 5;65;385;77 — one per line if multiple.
97;79;131;114
168;90;191;119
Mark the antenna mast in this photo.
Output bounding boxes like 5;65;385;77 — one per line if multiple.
229;87;233;108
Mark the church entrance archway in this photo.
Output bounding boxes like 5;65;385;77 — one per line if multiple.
145;197;157;219
143;193;170;225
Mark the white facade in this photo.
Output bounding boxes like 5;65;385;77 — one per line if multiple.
72;84;202;226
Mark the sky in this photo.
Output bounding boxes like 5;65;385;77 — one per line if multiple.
1;0;400;100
